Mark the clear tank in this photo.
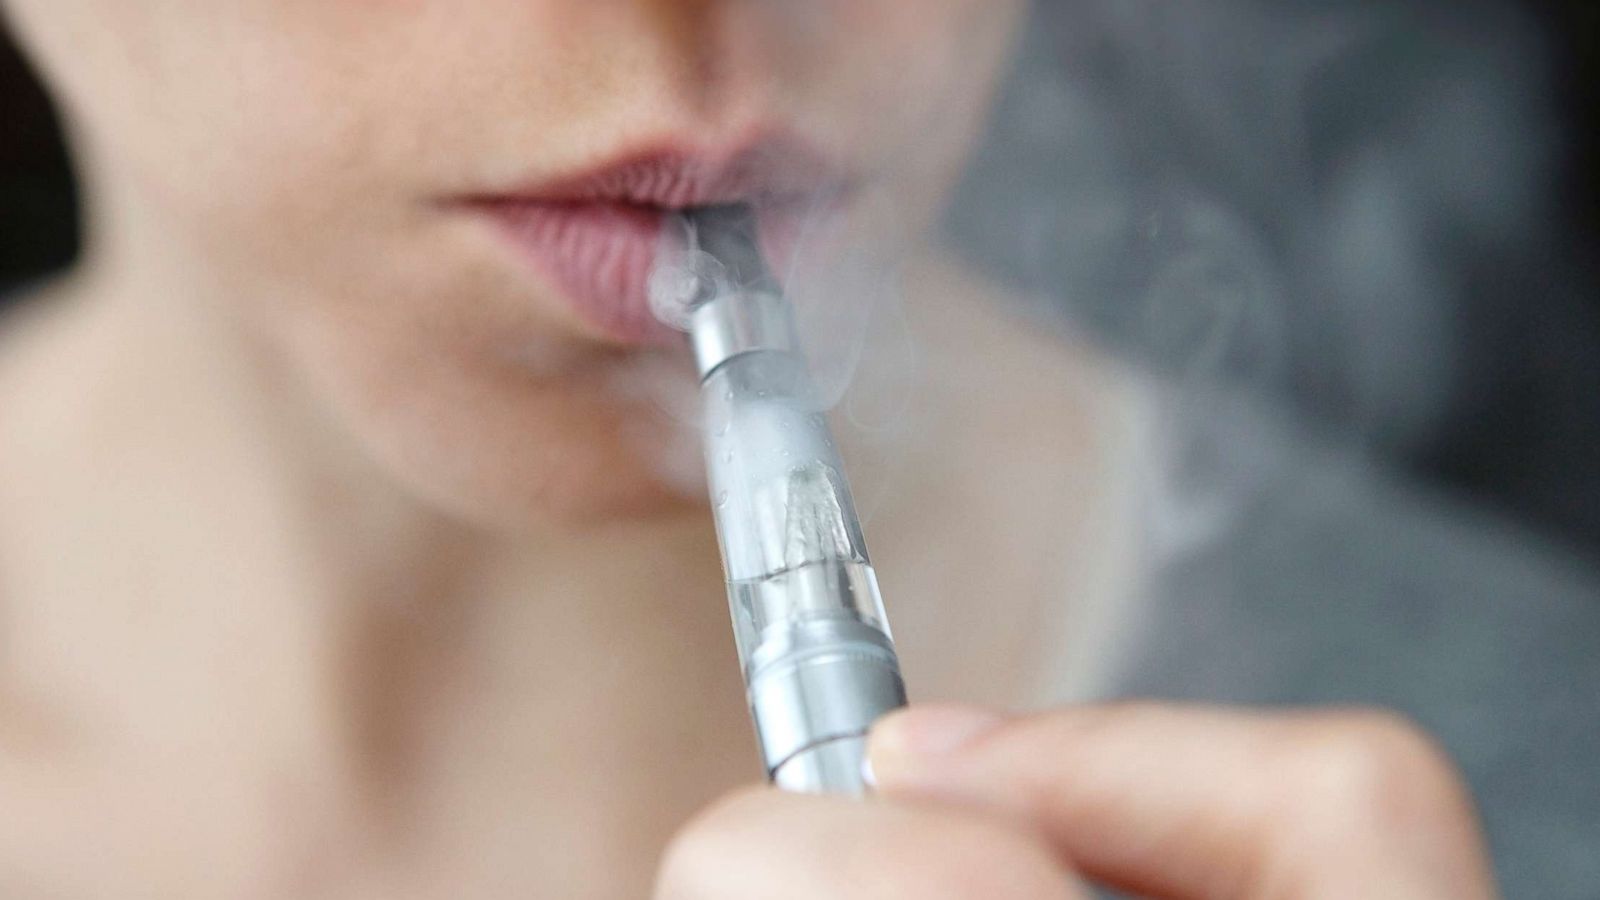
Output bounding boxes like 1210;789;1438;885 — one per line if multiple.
699;348;893;677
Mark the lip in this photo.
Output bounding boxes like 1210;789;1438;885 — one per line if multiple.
454;136;850;346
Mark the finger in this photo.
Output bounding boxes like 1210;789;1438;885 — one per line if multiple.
868;704;1497;900
654;786;1092;900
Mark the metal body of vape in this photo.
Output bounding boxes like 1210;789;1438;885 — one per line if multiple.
677;207;906;795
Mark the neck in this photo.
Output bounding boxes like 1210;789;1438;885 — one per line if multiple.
16;185;754;874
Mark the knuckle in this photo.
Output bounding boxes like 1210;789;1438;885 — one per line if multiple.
1283;710;1472;828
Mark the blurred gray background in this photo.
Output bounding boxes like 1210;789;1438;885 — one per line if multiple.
943;0;1600;562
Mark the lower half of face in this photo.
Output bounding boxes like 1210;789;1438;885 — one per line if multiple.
6;0;1025;529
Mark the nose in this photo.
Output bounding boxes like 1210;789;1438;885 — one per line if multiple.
634;0;836;120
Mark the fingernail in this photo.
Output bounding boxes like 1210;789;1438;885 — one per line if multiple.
860;754;878;790
869;705;1004;778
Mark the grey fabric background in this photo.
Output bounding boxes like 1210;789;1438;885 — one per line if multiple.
946;0;1600;560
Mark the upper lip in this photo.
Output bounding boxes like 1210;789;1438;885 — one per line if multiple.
460;133;851;210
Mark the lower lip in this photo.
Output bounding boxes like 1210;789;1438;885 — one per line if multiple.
460;199;812;347
471;200;680;345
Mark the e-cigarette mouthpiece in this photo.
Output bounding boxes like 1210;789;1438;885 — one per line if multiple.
669;205;906;795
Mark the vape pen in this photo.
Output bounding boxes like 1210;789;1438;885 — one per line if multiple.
664;205;907;795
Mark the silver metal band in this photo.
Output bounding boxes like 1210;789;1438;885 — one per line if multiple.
746;617;906;792
689;289;800;380
772;735;875;796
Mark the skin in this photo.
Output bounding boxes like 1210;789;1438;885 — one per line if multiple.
0;0;1495;896
660;705;1499;899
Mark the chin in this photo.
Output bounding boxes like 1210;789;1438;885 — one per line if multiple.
334;347;709;533
373;397;707;533
254;238;713;533
406;442;707;534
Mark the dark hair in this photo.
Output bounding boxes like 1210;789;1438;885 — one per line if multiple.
0;25;79;295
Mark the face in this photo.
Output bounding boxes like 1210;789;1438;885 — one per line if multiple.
4;0;1024;528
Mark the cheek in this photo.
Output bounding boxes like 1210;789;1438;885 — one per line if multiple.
16;0;423;247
